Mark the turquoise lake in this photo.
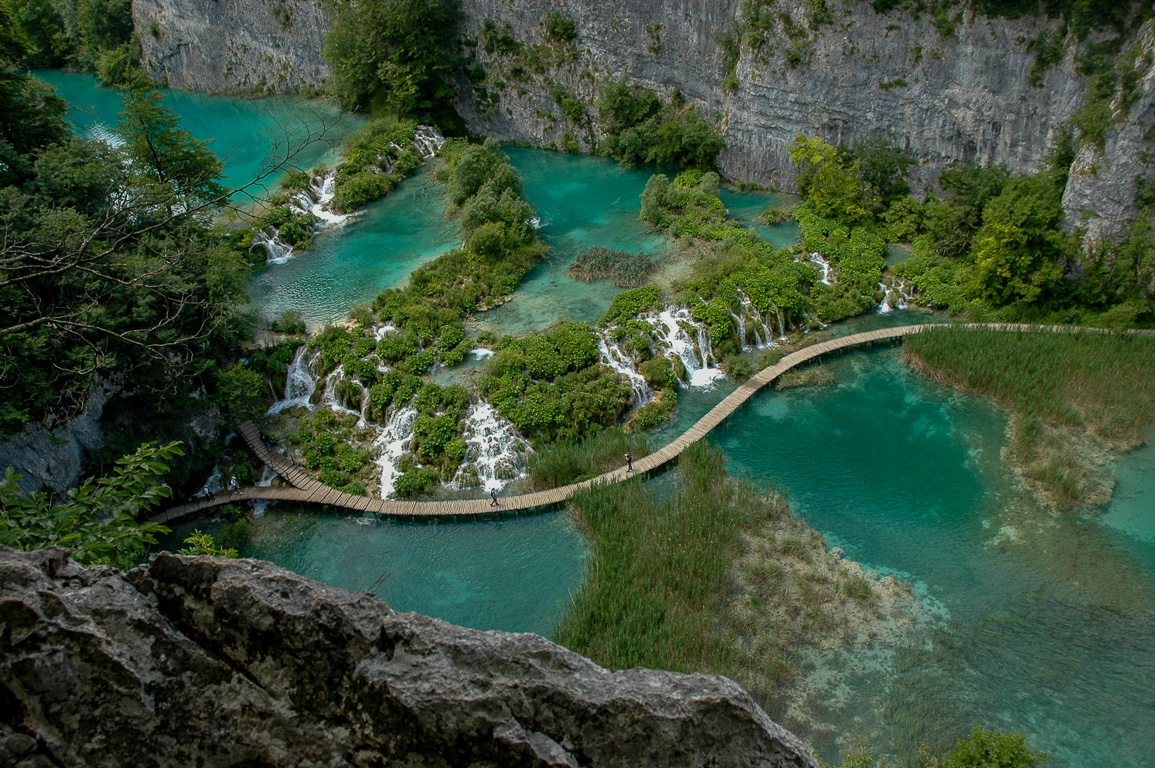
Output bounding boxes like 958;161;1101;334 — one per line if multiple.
45;72;1154;767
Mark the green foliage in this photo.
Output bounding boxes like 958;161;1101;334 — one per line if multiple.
596;80;724;168
630;397;675;429
324;0;460;117
214;364;266;427
0;441;180;569
848;136;914;212
177;530;238;558
941;726;1049;768
481;321;630;444
1;75;250;431
788;134;867;224
600;285;663;326
331;116;421;211
554;442;755;672
544;12;578;43
392;466;438;497
568;246;657;287
527;428;649;489
3;0;139;83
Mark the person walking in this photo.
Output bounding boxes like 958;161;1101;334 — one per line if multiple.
490;489;500;507
624;452;633;472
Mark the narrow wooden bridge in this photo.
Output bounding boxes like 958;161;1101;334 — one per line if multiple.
151;322;1138;524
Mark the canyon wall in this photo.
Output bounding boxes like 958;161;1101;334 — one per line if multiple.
132;0;1155;240
0;546;818;767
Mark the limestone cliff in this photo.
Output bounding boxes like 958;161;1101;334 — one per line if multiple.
0;546;819;767
133;0;1155;240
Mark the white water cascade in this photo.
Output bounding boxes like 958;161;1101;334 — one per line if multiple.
413;124;447;158
807;252;834;285
320;366;369;425
597;335;651;405
373;406;418;498
877;278;913;314
253;228;295;264
644;307;726;388
451;402;532;493
733;290;777;350
267;347;318;414
292;169;351;228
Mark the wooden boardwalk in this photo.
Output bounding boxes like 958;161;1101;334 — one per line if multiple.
151;322;1147;525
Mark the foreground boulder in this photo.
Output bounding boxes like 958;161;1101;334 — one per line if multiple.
0;547;818;767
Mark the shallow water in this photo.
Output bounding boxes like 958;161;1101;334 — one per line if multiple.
35;70;358;198
246;165;458;328
713;347;1155;767
160;508;586;637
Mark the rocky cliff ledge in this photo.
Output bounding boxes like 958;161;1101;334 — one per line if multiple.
0;546;818;767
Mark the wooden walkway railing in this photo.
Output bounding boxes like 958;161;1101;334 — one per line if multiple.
151;322;1149;524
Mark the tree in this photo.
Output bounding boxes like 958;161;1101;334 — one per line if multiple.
214;364;266;427
0;441;180;569
118;85;228;209
966;176;1067;305
850;135;915;211
788;134;868;224
324;0;461;116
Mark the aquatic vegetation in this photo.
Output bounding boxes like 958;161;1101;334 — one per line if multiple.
777;365;836;390
556;442;917;703
904;326;1155;509
526;428;650;490
568;245;657;287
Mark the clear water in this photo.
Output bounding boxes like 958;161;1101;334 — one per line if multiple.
712;347;1155;767
43;70;1150;765
34;70;360;198
160;508;587;637
716;186;801;248
246;164;458;328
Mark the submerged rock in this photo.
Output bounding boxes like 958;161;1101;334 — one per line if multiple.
0;546;819;767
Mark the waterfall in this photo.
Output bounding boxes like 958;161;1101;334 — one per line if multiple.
373;406;418;498
292;169;351;228
252;228;294;264
413;124;446;158
597;335;651;406
808;252;834;285
774;306;789;341
450;402;532;493
267;347;318;414
877;282;893;314
319;366;363;422
736;290;775;350
645;307;725;388
469;348;495;360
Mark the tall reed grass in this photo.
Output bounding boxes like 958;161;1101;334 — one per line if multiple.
903;327;1155;446
526;428;650;490
904;327;1155;509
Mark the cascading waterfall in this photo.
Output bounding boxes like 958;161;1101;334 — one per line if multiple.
292;169;351;228
319;366;364;423
644;307;726;388
735;290;775;350
597;335;651;406
268;347;318;414
252;228;295;264
877;282;893;314
373;406;418;498
877;278;912;314
450;402;532;493
413;125;446;158
807;252;834;285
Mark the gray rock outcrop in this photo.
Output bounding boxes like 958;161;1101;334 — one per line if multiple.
133;0;1155;241
0;546;819;767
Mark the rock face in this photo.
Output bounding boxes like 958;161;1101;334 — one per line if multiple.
134;0;331;94
134;0;1155;242
0;546;819;767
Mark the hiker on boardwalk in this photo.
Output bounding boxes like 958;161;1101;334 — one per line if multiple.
490;489;500;507
624;452;633;472
228;476;240;495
